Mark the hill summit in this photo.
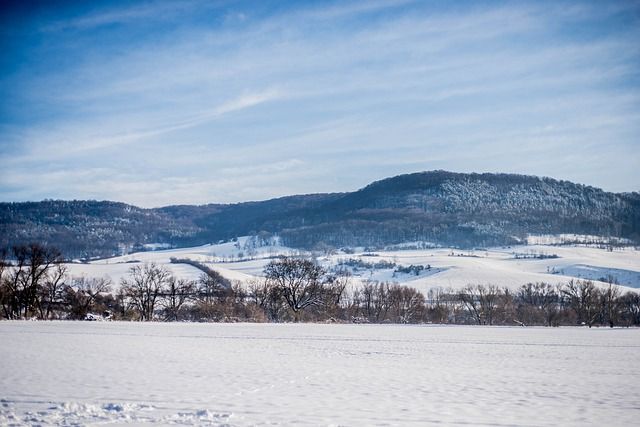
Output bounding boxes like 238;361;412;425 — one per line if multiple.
1;171;638;258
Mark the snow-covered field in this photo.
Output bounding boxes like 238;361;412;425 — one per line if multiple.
64;237;640;292
358;245;640;291
1;322;639;426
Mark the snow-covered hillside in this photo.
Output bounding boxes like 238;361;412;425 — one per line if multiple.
4;172;640;258
64;237;640;292
331;245;640;291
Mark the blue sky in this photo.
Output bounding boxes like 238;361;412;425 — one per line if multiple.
1;0;639;207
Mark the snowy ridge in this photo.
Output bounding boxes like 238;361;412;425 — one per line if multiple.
3;171;639;258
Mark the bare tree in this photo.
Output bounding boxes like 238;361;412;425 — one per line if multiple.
197;272;227;306
160;277;195;321
0;244;63;319
601;280;621;328
248;278;287;321
562;280;601;327
192;271;232;320
39;263;68;319
358;281;392;322
68;276;112;319
516;282;561;326
0;249;11;319
121;263;171;321
426;287;453;324
458;285;500;325
389;284;424;323
542;284;563;327
21;245;62;317
319;269;350;319
264;257;325;320
0;249;6;281
619;292;640;326
458;285;482;325
1;253;24;319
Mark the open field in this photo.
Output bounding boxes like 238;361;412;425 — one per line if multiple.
64;238;640;292
1;322;639;426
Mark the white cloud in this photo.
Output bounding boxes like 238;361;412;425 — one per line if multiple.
13;88;283;159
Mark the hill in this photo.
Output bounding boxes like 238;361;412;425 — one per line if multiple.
1;171;639;258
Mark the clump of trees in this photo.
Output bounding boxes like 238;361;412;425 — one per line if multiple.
337;258;397;271
2;248;640;326
0;244;66;319
394;264;428;276
0;244;119;320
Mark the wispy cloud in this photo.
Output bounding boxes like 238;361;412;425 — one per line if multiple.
41;0;207;32
75;88;283;152
10;88;282;160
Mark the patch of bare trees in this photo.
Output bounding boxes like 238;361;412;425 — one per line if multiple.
161;277;195;321
0;244;65;319
264;258;325;320
2;250;640;326
121;263;172;321
0;244;117;320
67;277;112;319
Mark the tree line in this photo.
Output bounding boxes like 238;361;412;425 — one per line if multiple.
1;244;639;326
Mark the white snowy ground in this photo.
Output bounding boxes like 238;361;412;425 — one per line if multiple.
64;237;640;293
64;237;296;286
338;245;640;292
1;322;639;426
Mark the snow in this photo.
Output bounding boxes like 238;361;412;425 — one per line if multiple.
142;243;173;251
325;245;640;291
61;238;640;292
1;321;639;426
526;234;633;245
353;245;640;291
557;265;640;287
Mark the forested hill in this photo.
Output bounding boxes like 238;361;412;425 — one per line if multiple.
1;171;639;258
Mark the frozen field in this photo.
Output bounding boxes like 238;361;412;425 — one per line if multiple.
65;238;640;293
1;322;639;426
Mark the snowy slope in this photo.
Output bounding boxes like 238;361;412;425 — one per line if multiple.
62;238;640;292
65;237;297;285
336;245;640;291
